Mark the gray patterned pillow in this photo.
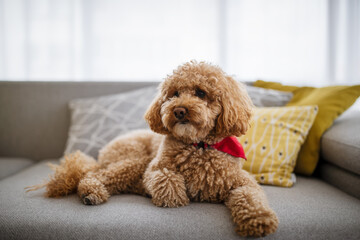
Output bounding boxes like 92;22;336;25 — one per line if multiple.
64;86;158;158
245;85;293;107
64;84;293;158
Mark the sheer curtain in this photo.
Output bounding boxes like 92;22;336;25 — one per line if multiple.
0;0;359;85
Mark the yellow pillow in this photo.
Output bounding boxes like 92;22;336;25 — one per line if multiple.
238;106;318;187
254;80;360;175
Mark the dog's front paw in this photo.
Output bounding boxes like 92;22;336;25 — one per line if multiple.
236;209;278;237
78;177;109;205
152;190;189;208
146;169;189;208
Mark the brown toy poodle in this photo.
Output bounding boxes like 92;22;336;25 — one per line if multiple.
27;61;278;237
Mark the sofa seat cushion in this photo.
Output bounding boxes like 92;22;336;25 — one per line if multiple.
1;160;360;240
319;162;360;199
0;157;34;180
321;110;360;175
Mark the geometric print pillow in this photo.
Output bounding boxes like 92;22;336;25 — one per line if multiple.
64;86;157;158
64;84;293;160
245;85;293;107
238;106;318;187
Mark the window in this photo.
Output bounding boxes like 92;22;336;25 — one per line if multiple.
0;0;359;85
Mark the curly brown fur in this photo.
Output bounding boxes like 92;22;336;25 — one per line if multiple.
26;151;99;197
28;61;278;237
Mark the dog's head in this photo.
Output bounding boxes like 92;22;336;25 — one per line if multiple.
145;61;253;143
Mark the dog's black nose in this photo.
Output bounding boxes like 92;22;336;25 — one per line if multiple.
174;107;187;120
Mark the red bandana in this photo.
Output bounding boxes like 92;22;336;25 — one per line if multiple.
193;136;247;160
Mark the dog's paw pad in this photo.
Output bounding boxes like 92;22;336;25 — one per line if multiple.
83;196;93;205
80;193;105;205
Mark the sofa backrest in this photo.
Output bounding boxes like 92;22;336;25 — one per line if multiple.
0;81;158;161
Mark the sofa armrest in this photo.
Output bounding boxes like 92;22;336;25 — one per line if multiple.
319;162;360;199
321;110;360;175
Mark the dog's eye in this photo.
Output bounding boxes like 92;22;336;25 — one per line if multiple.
173;91;179;97
195;89;206;99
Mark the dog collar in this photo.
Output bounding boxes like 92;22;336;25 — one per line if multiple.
193;136;247;160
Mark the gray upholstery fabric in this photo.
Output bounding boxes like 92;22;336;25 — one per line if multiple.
321;110;360;175
0;81;157;161
319;162;360;199
0;81;291;162
1;160;359;240
0;157;34;180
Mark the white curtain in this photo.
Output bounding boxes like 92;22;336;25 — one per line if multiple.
0;0;359;85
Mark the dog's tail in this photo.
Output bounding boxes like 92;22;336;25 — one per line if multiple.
25;151;99;197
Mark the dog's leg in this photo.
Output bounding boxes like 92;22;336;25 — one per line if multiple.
78;158;149;205
225;170;278;237
144;167;189;208
77;171;110;205
77;130;160;205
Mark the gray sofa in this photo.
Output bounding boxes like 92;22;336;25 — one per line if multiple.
0;81;359;240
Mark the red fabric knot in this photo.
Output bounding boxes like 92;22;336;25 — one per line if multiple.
193;136;246;160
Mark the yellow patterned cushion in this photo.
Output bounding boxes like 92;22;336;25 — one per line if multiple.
238;106;318;187
254;80;360;175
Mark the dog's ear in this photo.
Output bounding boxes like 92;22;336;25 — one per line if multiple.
216;77;253;137
144;87;169;135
